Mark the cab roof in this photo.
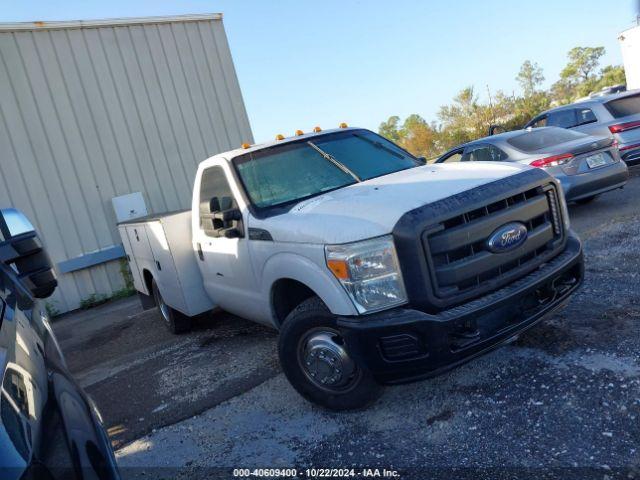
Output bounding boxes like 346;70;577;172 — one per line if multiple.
219;127;362;161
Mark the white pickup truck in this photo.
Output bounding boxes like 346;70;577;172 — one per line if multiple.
119;126;584;410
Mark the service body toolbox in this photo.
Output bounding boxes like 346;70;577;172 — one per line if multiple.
119;211;213;317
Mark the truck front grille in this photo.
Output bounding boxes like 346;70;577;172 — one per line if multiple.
422;184;564;301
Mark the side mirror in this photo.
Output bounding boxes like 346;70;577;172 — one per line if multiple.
0;208;57;299
206;197;244;238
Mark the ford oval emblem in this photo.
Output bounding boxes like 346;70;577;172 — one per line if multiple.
486;222;528;253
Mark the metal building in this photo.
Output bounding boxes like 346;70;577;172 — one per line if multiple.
0;14;253;313
619;24;640;90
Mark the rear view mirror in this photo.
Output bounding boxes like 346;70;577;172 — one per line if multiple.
0;208;57;299
205;197;244;238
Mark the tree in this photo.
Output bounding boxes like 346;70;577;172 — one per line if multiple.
560;46;605;83
379;45;624;159
378;116;402;143
516;60;545;96
399;114;439;158
593;65;626;91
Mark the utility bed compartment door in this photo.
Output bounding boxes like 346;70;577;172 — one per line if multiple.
124;225;153;294
146;221;187;314
159;212;215;317
119;225;144;293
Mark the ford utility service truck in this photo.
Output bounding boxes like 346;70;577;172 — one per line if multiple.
119;126;584;410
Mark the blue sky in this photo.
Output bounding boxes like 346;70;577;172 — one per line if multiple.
2;1;638;143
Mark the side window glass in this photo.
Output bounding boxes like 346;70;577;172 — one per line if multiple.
440;151;464;163
488;145;508;161
530;116;547;128
463;145;506;162
547;110;577;128
199;166;237;237
576;108;597;126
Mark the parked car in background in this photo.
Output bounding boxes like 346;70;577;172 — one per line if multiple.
0;209;119;480
589;84;626;98
436;127;628;204
524;90;640;166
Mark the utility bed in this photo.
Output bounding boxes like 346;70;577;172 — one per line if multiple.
118;210;214;317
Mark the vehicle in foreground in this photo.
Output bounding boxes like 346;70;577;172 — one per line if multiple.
0;209;119;479
120;126;584;411
436;126;628;204
524;90;640;166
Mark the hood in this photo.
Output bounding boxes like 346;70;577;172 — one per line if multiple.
249;162;531;244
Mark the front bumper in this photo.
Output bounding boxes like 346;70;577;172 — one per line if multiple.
338;232;583;384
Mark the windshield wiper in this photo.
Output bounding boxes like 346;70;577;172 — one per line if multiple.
307;141;361;182
352;132;404;159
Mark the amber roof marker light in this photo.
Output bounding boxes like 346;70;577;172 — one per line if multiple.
295;129;304;136
241;142;250;149
339;122;348;128
313;126;322;133
275;134;285;141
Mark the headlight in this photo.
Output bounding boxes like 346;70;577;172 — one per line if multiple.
325;235;407;314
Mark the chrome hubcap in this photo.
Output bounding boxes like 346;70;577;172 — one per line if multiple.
299;329;356;390
155;288;170;323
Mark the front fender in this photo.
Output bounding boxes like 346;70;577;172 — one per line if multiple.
261;251;358;317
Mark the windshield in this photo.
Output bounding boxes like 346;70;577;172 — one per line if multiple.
233;130;418;209
506;128;586;152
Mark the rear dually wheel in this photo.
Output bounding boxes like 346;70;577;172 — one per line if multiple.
151;279;191;334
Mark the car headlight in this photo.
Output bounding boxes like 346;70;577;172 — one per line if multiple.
325;235;407;314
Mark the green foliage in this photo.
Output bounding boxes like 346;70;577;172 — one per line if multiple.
593;65;626;92
119;258;135;291
111;286;136;300
74;259;137;311
379;45;625;158
517;60;545;97
78;286;136;311
378;116;403;143
560;46;605;82
45;301;61;318
79;293;110;310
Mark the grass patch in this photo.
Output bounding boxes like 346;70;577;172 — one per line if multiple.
79;287;136;310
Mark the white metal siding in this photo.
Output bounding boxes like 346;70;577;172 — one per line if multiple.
0;15;252;313
619;25;640;90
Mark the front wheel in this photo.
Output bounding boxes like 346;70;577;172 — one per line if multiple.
151;279;191;334
278;297;383;411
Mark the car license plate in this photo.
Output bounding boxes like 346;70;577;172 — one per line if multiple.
585;153;609;168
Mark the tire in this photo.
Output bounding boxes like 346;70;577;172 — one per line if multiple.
575;195;597;205
151;279;191;334
278;296;383;411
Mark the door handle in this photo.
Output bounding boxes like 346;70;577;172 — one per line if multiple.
197;243;204;261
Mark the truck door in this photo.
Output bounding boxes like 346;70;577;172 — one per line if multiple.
193;165;259;318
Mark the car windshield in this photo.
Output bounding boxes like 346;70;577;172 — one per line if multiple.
233;130;418;209
506;128;586;152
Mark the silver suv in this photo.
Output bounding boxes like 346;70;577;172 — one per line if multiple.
525;90;640;166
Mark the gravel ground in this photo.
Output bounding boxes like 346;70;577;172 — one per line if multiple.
55;167;640;479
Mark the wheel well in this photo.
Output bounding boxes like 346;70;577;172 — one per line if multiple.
271;279;317;327
142;269;154;296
